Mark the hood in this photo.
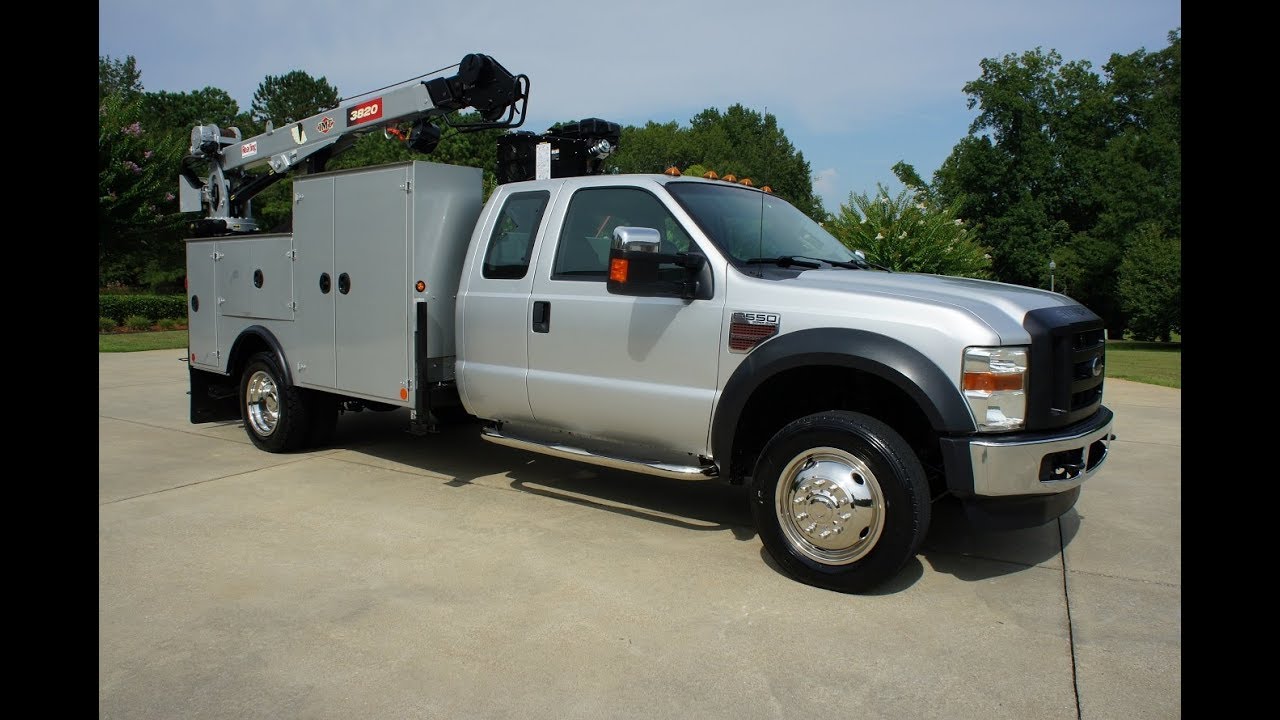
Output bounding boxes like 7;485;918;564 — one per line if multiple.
783;269;1080;344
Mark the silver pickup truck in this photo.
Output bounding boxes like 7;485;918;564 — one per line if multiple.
185;160;1114;593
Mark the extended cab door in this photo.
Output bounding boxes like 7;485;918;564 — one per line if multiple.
525;184;725;458
456;188;556;423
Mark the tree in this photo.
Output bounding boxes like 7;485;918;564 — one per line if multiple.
606;106;824;220
691;105;824;220
826;184;992;278
98;92;186;289
232;72;341;230
100;55;142;101
933;48;1105;286
608;121;692;176
143;88;241;137
1117;223;1180;341
930;30;1181;333
248;71;340;133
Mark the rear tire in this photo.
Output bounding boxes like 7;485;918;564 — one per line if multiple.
750;411;930;593
240;352;312;453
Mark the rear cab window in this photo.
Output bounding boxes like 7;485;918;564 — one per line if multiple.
482;191;551;280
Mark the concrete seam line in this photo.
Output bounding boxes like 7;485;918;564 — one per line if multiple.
98;380;189;389
1063;567;1179;588
98;414;259;445
98;414;348;457
1060;517;1082;720
98;455;320;506
325;454;457;482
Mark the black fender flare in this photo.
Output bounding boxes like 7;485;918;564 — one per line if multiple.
229;325;294;387
710;328;976;478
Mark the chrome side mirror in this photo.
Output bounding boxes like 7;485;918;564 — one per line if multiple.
611;226;662;253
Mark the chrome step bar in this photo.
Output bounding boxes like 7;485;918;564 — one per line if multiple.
481;427;719;481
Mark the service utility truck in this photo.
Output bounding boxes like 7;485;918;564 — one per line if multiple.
179;53;1115;592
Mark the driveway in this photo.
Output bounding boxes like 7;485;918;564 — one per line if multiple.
99;349;1180;719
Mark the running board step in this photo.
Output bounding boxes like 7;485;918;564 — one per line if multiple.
481;428;719;481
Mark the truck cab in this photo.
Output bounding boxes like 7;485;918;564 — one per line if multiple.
455;173;1114;591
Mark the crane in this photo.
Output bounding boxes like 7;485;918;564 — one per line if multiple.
178;53;529;236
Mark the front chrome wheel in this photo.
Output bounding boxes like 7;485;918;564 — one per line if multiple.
244;369;280;437
774;446;885;565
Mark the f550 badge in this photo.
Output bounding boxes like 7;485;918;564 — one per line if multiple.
735;312;779;325
729;311;780;352
348;98;383;125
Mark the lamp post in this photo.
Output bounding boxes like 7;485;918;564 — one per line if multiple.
1049;260;1056;292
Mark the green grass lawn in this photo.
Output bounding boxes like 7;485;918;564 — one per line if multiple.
98;330;1181;389
99;330;189;353
1105;340;1181;389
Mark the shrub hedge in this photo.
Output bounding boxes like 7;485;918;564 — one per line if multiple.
99;294;187;324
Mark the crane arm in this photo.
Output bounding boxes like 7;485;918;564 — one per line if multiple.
180;53;528;235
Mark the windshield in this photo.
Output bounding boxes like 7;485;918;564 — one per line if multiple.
666;181;856;267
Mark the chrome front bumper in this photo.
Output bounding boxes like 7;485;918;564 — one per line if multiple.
966;407;1115;497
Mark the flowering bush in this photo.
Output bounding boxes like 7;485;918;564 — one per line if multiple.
825;184;992;278
98;92;186;289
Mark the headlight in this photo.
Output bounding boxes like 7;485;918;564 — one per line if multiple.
963;346;1028;431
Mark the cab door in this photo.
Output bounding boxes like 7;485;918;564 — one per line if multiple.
525;184;725;457
456;188;555;423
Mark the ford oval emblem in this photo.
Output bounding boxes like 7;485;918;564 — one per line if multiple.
1091;357;1104;377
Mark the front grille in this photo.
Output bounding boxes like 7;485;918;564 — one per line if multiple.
1023;306;1107;430
1060;330;1105;415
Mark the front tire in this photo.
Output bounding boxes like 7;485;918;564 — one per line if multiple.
240;352;312;452
750;411;931;593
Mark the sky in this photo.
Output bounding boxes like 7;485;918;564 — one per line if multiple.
99;0;1181;214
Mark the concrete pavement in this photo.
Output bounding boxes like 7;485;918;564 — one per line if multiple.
99;349;1180;719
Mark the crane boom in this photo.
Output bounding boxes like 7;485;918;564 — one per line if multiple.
179;53;528;236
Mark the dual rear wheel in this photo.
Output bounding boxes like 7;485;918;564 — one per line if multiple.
239;352;337;452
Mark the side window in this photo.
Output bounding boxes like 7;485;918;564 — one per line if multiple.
552;187;694;281
482;191;550;280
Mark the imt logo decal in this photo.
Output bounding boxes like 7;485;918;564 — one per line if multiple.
316;116;335;134
348;98;383;125
240;141;258;158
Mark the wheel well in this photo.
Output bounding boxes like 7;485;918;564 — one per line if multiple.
228;333;273;385
730;365;944;495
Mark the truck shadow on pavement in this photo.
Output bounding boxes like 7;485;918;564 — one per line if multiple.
754;499;1080;595
331;411;756;540
916;499;1080;584
330;410;1079;594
